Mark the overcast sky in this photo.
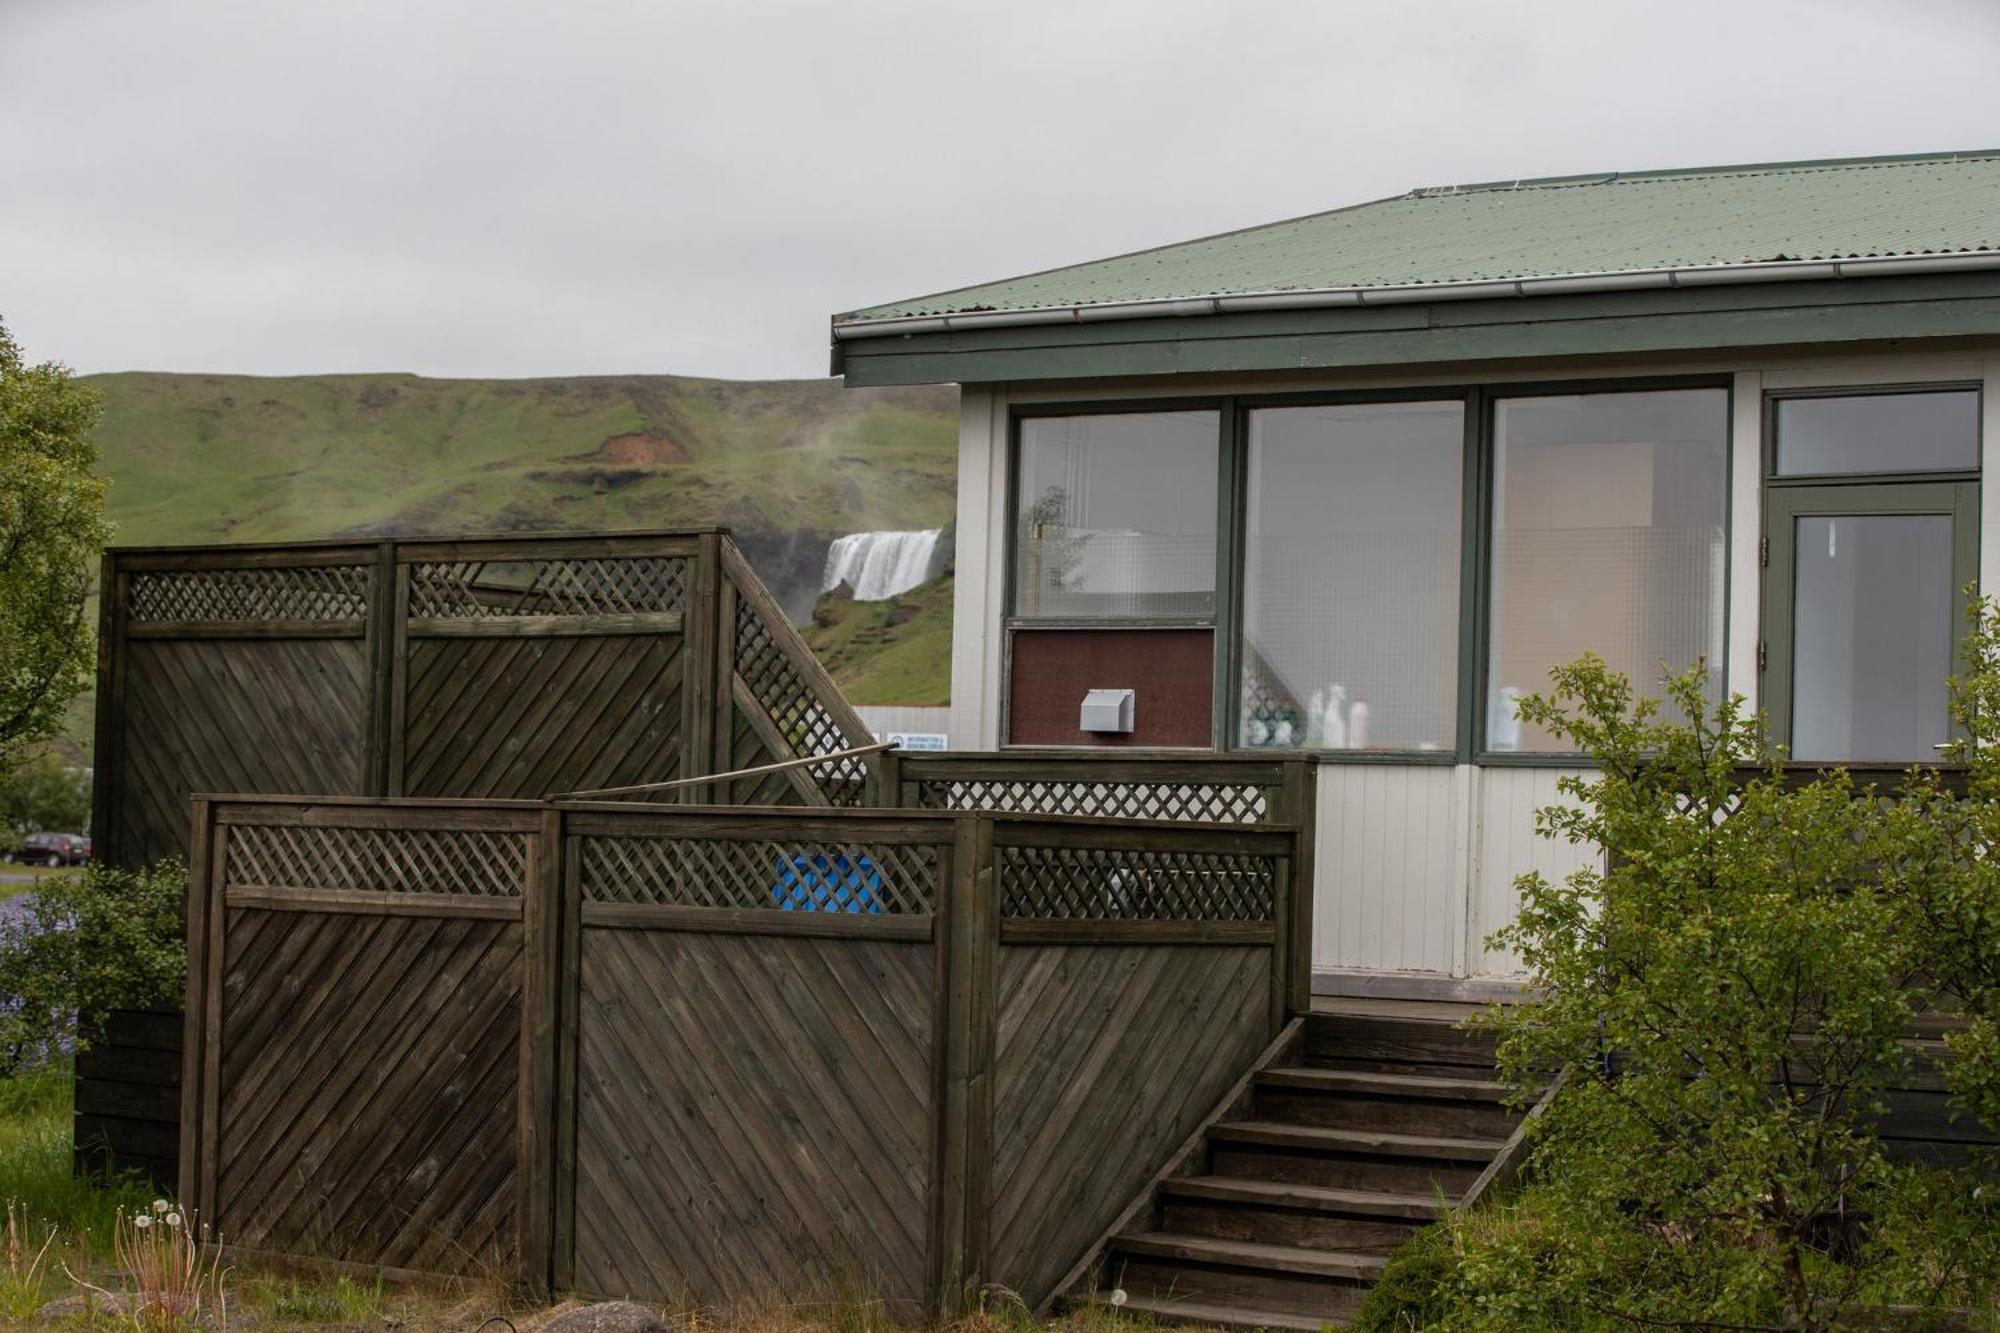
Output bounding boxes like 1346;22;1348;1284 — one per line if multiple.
5;0;1998;382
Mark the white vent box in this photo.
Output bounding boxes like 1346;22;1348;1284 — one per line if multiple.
1079;687;1136;734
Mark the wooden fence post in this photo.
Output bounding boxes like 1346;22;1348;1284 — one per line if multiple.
361;541;398;796
681;532;724;794
1278;759;1318;1019
517;806;563;1296
870;749;904;809
385;549;412;796
89;552;129;869
176;798;216;1215
551;807;584;1291
710;538;739;786
930;814;998;1315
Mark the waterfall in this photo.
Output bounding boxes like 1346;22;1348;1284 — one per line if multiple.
822;529;943;602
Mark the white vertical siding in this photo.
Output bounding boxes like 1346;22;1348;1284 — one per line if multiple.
1469;766;1598;976
1312;765;1463;976
950;388;1008;750
1311;763;1598;986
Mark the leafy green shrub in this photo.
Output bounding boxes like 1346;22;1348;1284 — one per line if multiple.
1896;598;2000;1133
0;860;185;1074
1357;1173;1999;1332
1357;651;2000;1332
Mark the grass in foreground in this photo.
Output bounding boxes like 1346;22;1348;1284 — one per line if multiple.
1;1071;1181;1331
0;1070;149;1255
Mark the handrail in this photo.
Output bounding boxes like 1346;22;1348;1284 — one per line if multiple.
1456;1066;1568;1212
552;740;899;801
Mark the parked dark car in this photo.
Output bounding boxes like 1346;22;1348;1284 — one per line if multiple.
2;831;92;867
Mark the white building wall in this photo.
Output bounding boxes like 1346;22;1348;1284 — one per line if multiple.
946;345;2000;996
1312;765;1463;978
949;388;1007;750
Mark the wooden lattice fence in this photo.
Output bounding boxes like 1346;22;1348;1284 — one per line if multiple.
179;795;1309;1311
94;530;885;871
86;529;881;1181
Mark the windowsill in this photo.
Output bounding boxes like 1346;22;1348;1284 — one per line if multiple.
1005;617;1216;631
1476;751;1599;769
1233;748;1460;765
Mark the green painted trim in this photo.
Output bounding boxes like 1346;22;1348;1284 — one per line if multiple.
1214;399;1245;749
1474;753;1605;770
1459;387;1489;765
838;274;2000;387
1299;749;1461;766
1761;481;1980;753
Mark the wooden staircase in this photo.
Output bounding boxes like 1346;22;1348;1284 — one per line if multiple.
1080;1011;1526;1331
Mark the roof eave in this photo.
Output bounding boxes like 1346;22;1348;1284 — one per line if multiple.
830;250;2000;342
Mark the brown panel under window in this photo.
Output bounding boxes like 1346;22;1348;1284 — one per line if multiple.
1007;628;1214;747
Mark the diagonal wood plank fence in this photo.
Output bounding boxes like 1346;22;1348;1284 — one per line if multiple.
86;528;888;1180
179;792;1309;1314
92;529;890;876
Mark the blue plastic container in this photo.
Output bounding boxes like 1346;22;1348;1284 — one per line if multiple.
771;852;883;914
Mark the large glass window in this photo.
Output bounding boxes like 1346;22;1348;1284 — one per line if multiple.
1013;411;1218;619
1486;389;1729;753
1237;402;1464;752
1775;389;1979;476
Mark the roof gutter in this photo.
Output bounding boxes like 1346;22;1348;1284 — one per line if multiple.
830;250;2000;342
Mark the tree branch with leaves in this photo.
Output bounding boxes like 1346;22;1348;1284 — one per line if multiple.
0;319;109;767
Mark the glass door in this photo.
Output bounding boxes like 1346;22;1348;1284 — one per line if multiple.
1763;482;1978;762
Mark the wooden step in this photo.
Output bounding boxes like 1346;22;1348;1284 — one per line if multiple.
1160;1195;1422;1254
1211;1121;1505;1161
1084;1290;1327;1332
1257;1067;1511;1101
1111;1232;1389;1283
1209;1125;1492;1195
1254;1067;1523;1139
1302;1014;1498;1075
1162;1175;1452;1219
1104;1232;1383;1322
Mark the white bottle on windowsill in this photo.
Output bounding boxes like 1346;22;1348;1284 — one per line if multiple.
1491;686;1524;752
1321;685;1348;750
1348;696;1372;750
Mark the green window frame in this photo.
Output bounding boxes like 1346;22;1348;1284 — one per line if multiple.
1761;482;1979;755
1759;384;1984;760
1001;375;1735;761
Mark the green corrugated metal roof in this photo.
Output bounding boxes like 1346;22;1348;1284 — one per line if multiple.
838;150;2000;325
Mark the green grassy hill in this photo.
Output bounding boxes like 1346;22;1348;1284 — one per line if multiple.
85;370;959;702
802;576;955;706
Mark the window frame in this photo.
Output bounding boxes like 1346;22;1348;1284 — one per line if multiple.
1765;382;1984;483
1758;383;1985;758
1229;387;1478;765
1000;373;1736;761
1472;377;1736;766
1003;398;1230;750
